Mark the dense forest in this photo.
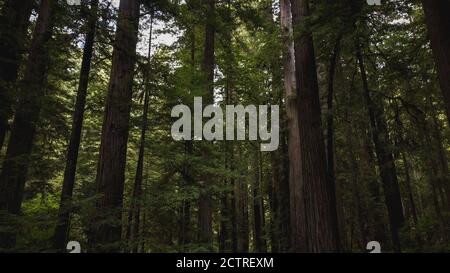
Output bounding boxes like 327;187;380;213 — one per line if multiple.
0;0;449;253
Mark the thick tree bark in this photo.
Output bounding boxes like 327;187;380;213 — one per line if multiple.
272;0;292;253
280;0;304;252
421;0;450;127
0;0;56;249
290;0;338;252
356;46;405;252
92;0;140;252
197;0;215;249
0;0;34;151
53;0;99;252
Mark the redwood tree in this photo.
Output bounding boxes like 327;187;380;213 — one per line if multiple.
197;0;215;249
280;0;302;252
91;0;141;252
290;0;339;252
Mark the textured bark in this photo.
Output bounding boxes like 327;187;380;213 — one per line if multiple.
278;0;300;252
53;0;99;252
280;0;304;252
92;0;140;252
0;0;56;249
421;0;450;126
0;0;34;151
290;0;338;252
356;46;404;252
197;0;215;249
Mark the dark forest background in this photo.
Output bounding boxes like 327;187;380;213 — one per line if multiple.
0;0;449;253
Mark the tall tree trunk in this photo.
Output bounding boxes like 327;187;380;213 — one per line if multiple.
278;132;291;251
360;125;387;244
0;0;56;249
92;0;140;252
268;151;279;252
280;0;304;252
326;34;343;252
179;140;193;250
233;177;242;252
263;1;290;253
343;68;368;250
219;186;231;252
197;0;215;250
347;131;369;250
235;149;249;253
53;0;99;252
421;0;450;126
240;177;250;252
356;45;405;252
401;152;418;227
268;130;290;252
129;9;154;253
219;6;233;250
231;178;238;252
252;149;267;252
179;8;196;249
290;0;338;252
0;0;34;151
